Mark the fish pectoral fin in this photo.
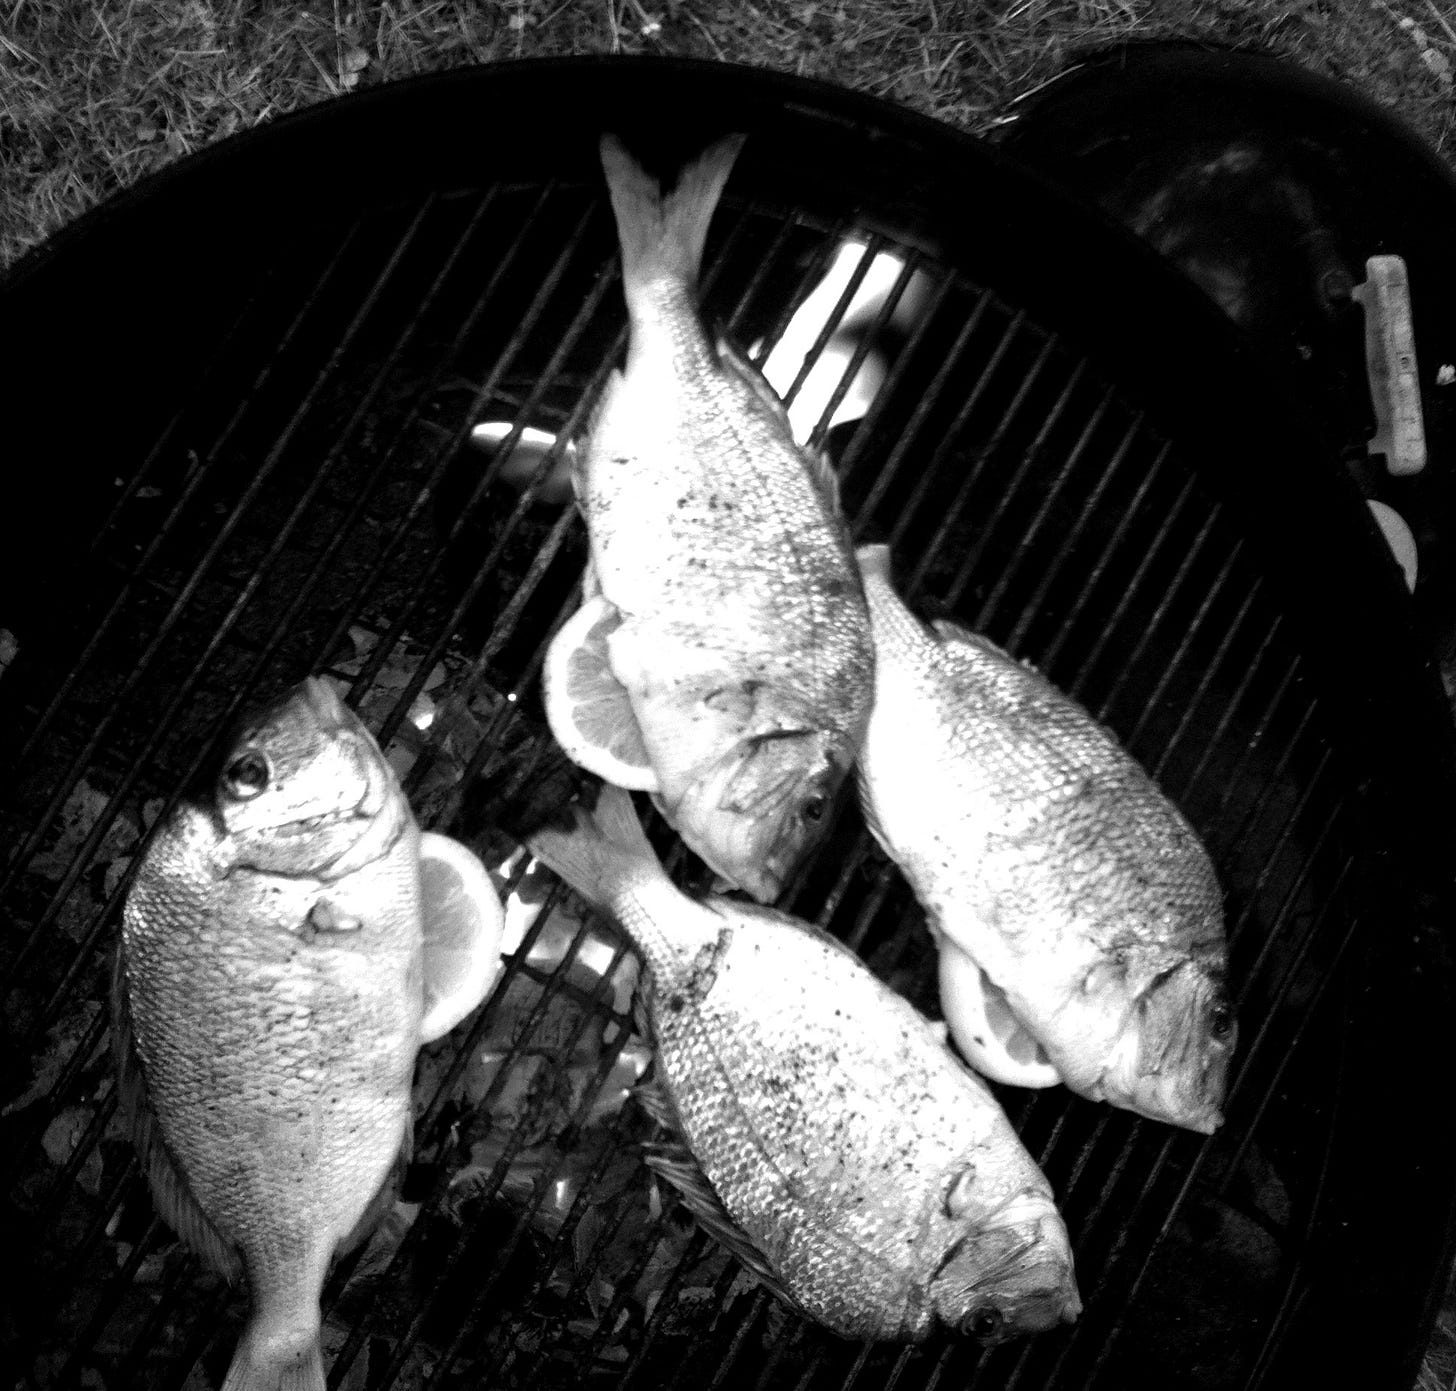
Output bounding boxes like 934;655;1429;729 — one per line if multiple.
642;1138;791;1303
111;946;244;1283
630;1065;680;1132
307;898;362;934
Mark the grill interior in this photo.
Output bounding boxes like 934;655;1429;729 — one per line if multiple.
4;59;1456;1391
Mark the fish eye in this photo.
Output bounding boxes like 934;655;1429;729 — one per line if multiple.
224;751;271;800
965;1306;1005;1342
1209;1000;1235;1041
800;795;827;824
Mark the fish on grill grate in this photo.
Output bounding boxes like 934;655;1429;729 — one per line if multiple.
527;785;1081;1344
111;678;500;1391
854;545;1236;1134
543;133;874;905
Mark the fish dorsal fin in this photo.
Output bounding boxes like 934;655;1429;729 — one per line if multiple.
642;1137;792;1304
930;616;978;645
717;338;795;430
716;338;844;515
111;946;243;1282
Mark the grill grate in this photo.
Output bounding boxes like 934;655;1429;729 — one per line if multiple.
4;60;1455;1391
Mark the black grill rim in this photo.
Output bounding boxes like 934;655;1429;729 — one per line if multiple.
3;56;1456;1391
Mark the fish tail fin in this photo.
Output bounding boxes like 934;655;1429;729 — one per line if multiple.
220;1319;324;1391
599;133;746;303
525;785;662;910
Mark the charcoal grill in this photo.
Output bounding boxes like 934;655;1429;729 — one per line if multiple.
4;58;1456;1391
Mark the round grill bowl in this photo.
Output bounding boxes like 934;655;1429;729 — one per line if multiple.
3;58;1455;1391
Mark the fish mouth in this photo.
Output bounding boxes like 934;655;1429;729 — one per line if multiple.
932;1192;1081;1341
670;731;845;903
1100;961;1236;1133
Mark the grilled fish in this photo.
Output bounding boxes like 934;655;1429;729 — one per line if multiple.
855;545;1236;1133
113;678;428;1391
527;786;1080;1343
544;133;874;902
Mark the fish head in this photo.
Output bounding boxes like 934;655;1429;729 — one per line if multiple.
1099;950;1237;1134
929;1180;1081;1343
671;728;847;902
209;677;409;880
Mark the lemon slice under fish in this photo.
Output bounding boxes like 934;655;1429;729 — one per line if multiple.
419;832;505;1043
542;595;660;792
938;939;1062;1089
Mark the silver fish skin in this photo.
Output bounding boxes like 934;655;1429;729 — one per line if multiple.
855;546;1236;1134
527;786;1080;1343
113;678;424;1391
569;133;874;902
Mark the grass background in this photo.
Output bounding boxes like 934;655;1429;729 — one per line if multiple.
3;0;1456;1385
3;0;1455;271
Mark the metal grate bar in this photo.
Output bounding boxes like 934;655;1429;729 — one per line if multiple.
78;265;282;557
935;357;1090;613
802;251;927;458
1079;870;1361;1390
12;184;601;1117
1200;656;1313;866
13;258;482;1058
1122;538;1251;752
1051;768;1344;1295
900;325;1058;597
1073;497;1223;713
835;267;957;495
338;936;636;1386
966;382;1117;629
1214;861;1359;1202
1046;819;1354;1390
847;287;994;531
772;233;887;403
1176;610;1289;810
1144;579;1268;796
1032;436;1176;675
3;225;368;797
321;896;624;1374
1243;975;1356;1387
0;201;440;995
724;206;833;346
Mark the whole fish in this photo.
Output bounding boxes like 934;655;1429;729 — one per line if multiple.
527;786;1081;1343
855;545;1236;1133
113;678;428;1391
548;133;875;902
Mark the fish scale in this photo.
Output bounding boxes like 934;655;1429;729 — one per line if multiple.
114;678;426;1391
528;787;1081;1345
549;134;875;903
855;545;1235;1132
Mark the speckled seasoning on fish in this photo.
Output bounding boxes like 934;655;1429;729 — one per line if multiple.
527;785;1081;1343
855;544;1236;1134
544;132;875;903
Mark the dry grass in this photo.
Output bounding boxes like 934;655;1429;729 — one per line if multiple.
2;0;1455;271
4;0;1456;1383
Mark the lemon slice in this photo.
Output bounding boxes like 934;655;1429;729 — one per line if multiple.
419;832;505;1043
938;939;1061;1089
542;595;660;792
